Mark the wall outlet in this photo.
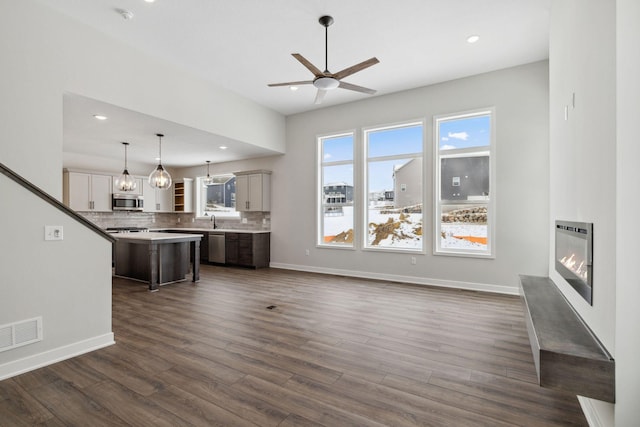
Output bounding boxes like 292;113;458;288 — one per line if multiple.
45;225;63;241
242;218;248;224
411;256;416;265
262;218;267;225
305;249;310;256
177;217;181;223
191;218;195;222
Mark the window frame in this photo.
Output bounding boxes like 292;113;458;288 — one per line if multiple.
362;120;425;253
194;174;241;220
433;108;495;258
317;131;356;249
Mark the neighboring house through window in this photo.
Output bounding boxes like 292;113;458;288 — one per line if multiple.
434;109;494;257
318;132;354;247
195;174;240;218
364;122;424;251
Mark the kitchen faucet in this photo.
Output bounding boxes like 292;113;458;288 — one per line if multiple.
211;214;217;229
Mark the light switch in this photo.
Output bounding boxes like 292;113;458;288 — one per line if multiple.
45;226;63;241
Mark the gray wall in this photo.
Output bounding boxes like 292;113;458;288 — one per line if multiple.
270;61;550;294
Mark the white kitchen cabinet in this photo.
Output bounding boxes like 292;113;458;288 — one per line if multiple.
234;170;271;212
63;171;112;212
143;179;173;212
112;176;143;196
173;178;193;213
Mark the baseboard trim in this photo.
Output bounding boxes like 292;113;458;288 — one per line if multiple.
578;396;611;427
0;332;115;381
269;262;519;296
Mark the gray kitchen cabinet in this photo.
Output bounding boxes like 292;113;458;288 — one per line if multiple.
234;170;271;212
63;170;112;212
225;232;270;268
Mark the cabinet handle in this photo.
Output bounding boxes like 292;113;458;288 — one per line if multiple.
246;201;249;209
156;203;160;211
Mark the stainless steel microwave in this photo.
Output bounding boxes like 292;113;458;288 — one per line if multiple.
112;193;144;211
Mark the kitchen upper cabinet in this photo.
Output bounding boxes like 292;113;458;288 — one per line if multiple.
174;178;193;213
235;170;271;212
112;176;143;196
63;171;112;212
143;179;173;212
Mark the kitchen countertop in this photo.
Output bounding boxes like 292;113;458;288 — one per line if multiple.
150;228;270;234
113;231;204;243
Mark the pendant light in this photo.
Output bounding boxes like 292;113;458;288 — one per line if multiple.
115;142;137;192
203;160;214;187
148;133;172;190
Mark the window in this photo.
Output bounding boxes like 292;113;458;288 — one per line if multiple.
364;122;424;251
435;110;494;256
195;174;240;219
318;133;354;247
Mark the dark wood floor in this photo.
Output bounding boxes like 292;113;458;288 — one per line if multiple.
1;266;587;426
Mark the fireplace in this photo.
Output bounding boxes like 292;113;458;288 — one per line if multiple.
555;220;593;305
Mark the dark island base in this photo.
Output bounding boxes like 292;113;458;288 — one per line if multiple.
115;239;200;291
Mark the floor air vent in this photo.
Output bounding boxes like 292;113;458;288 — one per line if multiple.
0;317;42;353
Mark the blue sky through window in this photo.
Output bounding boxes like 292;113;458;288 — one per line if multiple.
439;115;490;150
322;134;353;162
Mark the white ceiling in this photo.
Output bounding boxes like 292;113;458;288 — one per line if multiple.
38;0;551;169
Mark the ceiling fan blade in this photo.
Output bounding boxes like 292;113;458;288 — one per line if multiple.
268;80;313;87
333;57;379;80
314;89;327;104
338;81;377;95
292;53;324;77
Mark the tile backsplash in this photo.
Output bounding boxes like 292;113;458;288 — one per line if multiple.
80;211;270;231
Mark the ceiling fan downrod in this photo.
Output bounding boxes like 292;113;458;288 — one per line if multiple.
319;15;334;73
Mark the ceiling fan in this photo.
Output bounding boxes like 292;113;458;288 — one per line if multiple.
268;15;379;105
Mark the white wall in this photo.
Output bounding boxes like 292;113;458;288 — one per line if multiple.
0;0;284;378
549;0;624;425
269;62;550;294
0;175;114;378
615;0;640;425
0;0;285;198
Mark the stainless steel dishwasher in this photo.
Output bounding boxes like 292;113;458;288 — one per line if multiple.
208;233;225;263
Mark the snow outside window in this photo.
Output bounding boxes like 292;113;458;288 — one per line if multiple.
195;175;240;219
318;133;354;247
434;110;494;257
364;122;424;251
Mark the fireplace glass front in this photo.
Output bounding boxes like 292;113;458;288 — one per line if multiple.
555;220;593;305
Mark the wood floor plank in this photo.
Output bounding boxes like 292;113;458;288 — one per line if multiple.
0;266;587;426
154;368;289;427
0;379;55;426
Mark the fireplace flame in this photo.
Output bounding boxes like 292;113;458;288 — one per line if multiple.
560;253;589;281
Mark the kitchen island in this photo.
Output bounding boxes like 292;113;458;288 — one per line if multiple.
113;232;203;291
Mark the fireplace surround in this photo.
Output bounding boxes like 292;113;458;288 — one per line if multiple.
555;220;593;305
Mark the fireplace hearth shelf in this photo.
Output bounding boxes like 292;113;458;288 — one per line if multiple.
519;275;615;403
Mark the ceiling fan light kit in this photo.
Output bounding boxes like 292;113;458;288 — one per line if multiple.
268;15;379;104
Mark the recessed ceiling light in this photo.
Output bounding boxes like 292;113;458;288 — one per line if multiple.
93;114;108;120
290;86;299;91
466;35;480;44
144;0;156;3
219;146;228;150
